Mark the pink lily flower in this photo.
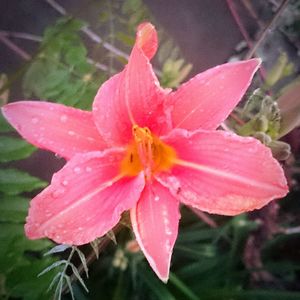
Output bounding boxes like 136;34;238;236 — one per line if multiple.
1;23;288;282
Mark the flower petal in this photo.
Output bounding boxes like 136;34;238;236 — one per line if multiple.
130;180;180;282
25;149;145;245
158;129;288;216
93;23;171;146
1;101;106;160
166;59;261;130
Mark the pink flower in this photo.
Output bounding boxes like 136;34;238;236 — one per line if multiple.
1;23;288;282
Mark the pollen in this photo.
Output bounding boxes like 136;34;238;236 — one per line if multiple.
120;125;177;178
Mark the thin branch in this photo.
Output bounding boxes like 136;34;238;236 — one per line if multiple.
45;0;162;77
226;0;267;82
45;0;129;60
190;207;218;228
245;0;290;59
0;30;109;72
0;34;31;60
241;0;264;28
226;0;253;48
0;30;42;42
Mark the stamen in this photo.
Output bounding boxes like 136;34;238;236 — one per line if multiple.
120;125;177;178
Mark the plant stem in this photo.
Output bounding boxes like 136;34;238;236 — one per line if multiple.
45;0;129;60
245;0;290;59
0;34;31;60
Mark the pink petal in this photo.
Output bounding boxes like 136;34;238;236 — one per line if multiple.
25;149;145;245
136;22;158;60
93;23;171;146
130;181;180;282
166;59;261;131
1;101;106;160
158;129;288;216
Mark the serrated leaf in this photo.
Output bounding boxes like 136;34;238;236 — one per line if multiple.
74;247;89;278
0;168;47;195
38;260;67;277
69;262;89;292
0;136;36;162
44;244;71;256
106;230;117;244
47;272;62;292
0;195;28;222
64;274;75;300
90;239;100;259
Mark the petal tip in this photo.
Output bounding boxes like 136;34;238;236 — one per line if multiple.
136;22;158;59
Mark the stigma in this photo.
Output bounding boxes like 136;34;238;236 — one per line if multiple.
120;125;177;179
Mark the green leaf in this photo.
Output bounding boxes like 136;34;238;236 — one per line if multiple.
44;244;71;256
0;168;47;195
0;195;28;222
70;262;89;292
277;77;300;137
74;247;89;278
0;112;13;132
169;273;200;300
38;260;67;277
0;136;36;162
139;267;176;300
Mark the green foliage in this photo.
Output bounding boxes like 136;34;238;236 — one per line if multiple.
0;168;47;195
1;0;299;299
0;114;53;300
0;137;36;162
22;18;104;110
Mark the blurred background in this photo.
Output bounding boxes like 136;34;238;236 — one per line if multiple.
1;0;300;299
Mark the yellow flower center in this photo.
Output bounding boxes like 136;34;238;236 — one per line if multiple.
120;125;177;179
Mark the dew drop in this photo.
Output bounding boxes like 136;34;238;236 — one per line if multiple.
154;196;160;202
85;166;92;172
166;229;172;235
78;227;83;231
60;114;68;122
62;179;69;186
68;130;75;136
74;167;81;174
31;117;39;124
52;188;65;198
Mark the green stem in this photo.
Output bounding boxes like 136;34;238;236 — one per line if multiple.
169;272;200;300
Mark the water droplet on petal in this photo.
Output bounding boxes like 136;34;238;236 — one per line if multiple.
74;167;81;174
62;180;69;186
60;114;68;122
166;229;172;235
154;196;160;202
52;188;65;198
85;166;92;172
68;130;75;136
31;117;39;124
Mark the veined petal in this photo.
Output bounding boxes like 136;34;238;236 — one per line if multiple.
93;23;171;146
25;149;145;245
166;59;260;130
158;129;288;216
1;101;106;160
131;180;180;282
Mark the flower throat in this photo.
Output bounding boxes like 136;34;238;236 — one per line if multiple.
120;125;177;179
